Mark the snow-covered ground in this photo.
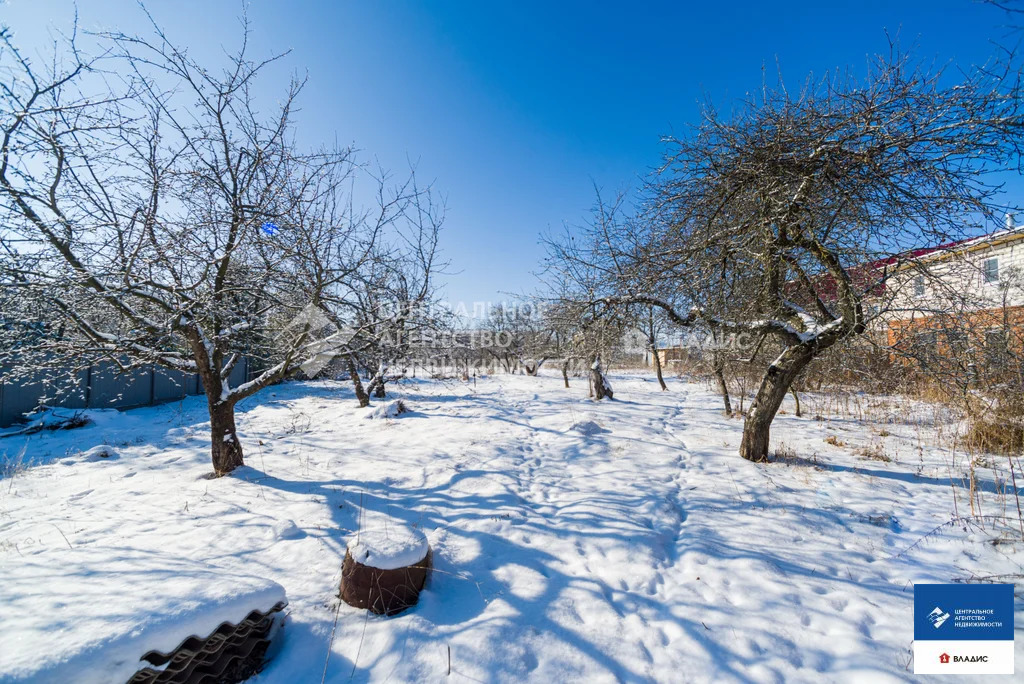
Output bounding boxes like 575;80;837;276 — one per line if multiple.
0;373;1021;682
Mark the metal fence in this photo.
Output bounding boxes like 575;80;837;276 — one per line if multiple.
0;358;251;428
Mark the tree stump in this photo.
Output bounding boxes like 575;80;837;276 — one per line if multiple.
340;527;431;616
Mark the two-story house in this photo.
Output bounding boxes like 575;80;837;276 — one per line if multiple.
884;214;1024;358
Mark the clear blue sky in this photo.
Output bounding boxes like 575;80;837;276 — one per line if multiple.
4;0;1022;308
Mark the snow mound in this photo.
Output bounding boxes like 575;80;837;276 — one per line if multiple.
74;409;127;429
347;526;429;570
0;548;286;684
363;399;409;420
569;419;611;436
79;445;119;461
271;519;306;541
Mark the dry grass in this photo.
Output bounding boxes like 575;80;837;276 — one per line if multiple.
857;443;893;462
0;443;31;483
772;442;799;461
912;383;953;405
964;418;1024;456
963;391;1024;456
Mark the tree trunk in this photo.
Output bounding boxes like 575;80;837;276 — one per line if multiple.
562;360;570;388
524;358;547;376
790;387;802;417
209;400;244;475
651;345;668;391
591;355;613;400
740;346;814;462
712;352;732;416
646;309;667;391
367;361;388;398
347;355;370;408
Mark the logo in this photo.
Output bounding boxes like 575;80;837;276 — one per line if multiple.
913;583;1014;674
261;221;280;236
928;606;950;629
939;653;991;664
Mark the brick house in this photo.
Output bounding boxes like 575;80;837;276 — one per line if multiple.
883;215;1024;360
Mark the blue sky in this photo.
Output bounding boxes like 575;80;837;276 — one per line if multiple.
4;0;1022;307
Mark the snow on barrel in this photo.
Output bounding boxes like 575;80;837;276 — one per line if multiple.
341;525;431;616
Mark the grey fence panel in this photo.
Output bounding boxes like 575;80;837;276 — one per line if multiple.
0;364;88;425
227;357;249;390
0;372;43;427
88;362;152;410
49;369;89;411
153;368;208;404
153;367;190;403
0;365;48;426
0;358;254;427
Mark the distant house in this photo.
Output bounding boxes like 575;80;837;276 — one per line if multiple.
883;215;1024;357
653;345;700;369
650;213;1024;367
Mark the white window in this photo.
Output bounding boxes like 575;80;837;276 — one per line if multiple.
984;257;999;283
913;274;925;296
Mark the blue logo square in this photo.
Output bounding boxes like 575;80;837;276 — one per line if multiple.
914;583;1014;641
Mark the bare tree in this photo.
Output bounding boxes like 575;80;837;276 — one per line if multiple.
0;17;409;474
640;305;669;390
323;174;448;406
546;47;1023;461
481;302;552;374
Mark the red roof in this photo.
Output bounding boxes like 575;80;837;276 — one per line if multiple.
789;226;1024;304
